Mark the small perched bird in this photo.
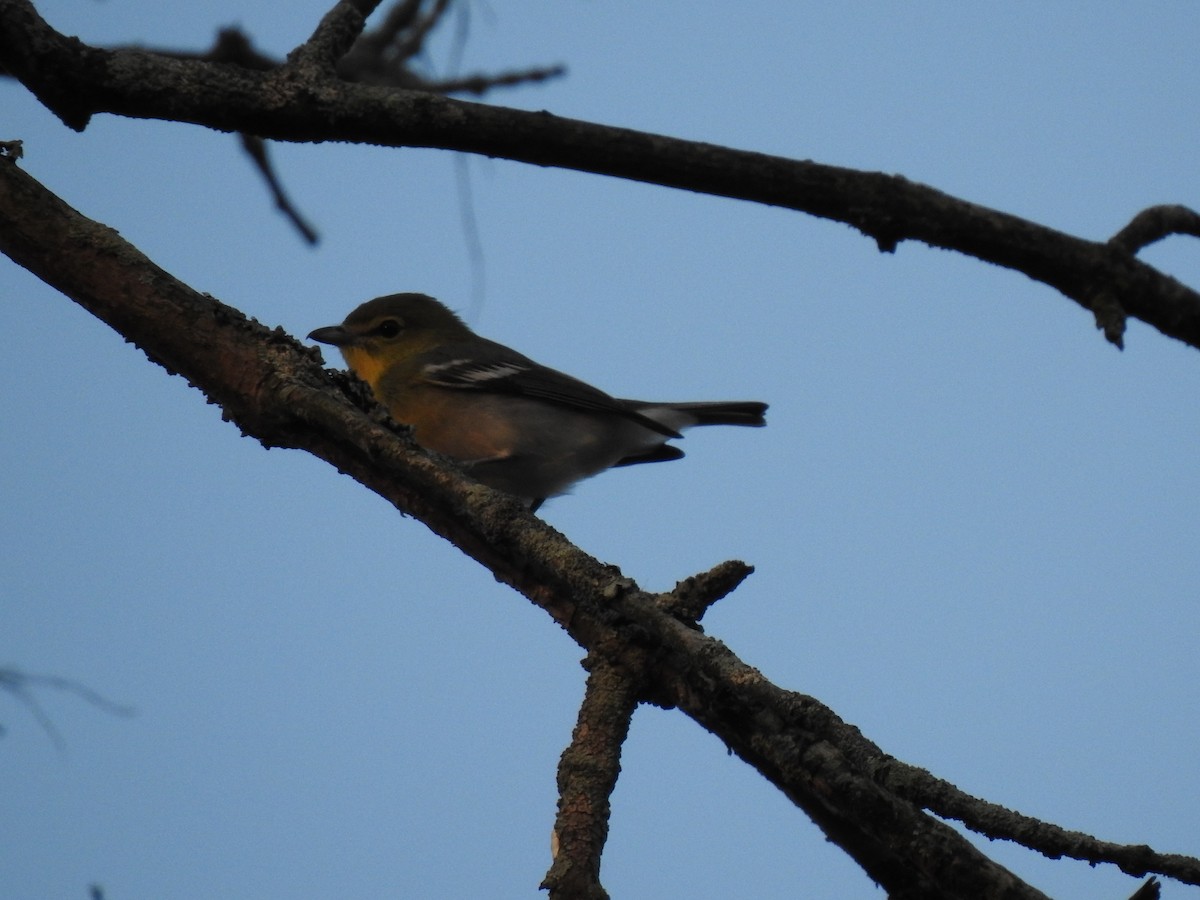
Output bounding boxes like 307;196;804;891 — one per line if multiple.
309;294;767;509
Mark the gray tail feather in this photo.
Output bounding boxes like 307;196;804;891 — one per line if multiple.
667;401;767;427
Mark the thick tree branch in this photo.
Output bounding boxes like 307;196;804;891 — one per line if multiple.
2;0;1199;352
0;150;1075;900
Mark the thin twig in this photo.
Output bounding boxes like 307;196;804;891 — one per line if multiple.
658;559;754;623
240;134;319;245
453;154;486;320
881;758;1200;885
0;666;135;750
391;0;453;64
354;0;424;57
425;64;567;96
1109;205;1200;255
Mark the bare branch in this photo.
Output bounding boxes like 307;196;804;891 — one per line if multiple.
0;666;135;749
881;758;1200;885
544;656;641;900
366;0;425;47
1087;288;1128;350
1;2;1197;352
288;0;385;72
336;0;421;77
390;0;452;64
424;63;567;96
106;27;277;71
658;559;754;623
1109;204;1200;255
337;0;559;92
206;27;278;70
240;134;319;244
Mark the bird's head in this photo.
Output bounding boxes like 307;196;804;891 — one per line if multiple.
308;293;470;388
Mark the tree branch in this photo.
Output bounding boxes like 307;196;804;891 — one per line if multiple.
238;133;320;244
881;759;1200;885
387;0;451;64
1;0;1198;352
419;63;567;96
0;147;1074;900
1109;204;1200;255
658;559;754;623
543;562;754;897
0;666;135;750
544;655;641;900
288;0;384;72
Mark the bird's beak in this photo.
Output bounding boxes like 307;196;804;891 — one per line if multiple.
307;325;354;347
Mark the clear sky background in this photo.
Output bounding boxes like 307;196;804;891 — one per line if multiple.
3;3;1199;898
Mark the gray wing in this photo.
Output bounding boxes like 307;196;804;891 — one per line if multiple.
419;339;681;438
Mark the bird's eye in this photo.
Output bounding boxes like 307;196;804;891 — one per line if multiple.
375;319;402;338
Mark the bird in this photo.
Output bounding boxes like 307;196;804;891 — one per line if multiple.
308;293;767;509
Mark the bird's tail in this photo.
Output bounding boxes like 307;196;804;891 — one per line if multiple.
629;400;768;431
666;400;768;427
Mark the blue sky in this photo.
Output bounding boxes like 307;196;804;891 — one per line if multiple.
3;3;1199;898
